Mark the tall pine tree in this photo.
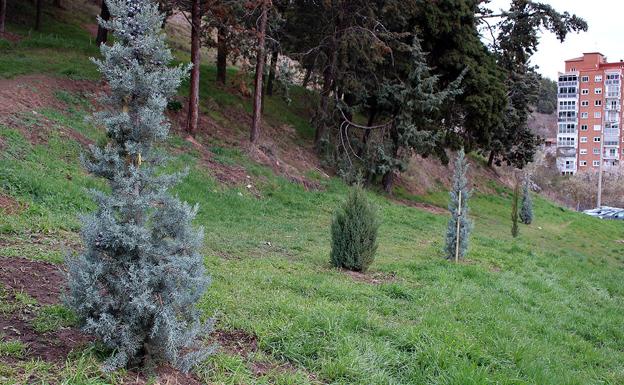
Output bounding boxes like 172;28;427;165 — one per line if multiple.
445;149;472;261
66;0;211;372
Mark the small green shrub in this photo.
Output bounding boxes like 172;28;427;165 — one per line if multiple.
330;186;379;272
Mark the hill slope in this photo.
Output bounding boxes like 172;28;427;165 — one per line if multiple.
1;2;624;384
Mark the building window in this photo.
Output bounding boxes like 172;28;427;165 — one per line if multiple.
595;88;603;94
582;76;589;82
581;112;588;118
594;112;602;118
593;160;600;166
582;89;589;95
594;137;601;142
580;161;587;166
580;137;588;143
580;149;588;155
593;148;600;154
559;100;577;110
558;123;576;133
581;124;588;131
595;100;602;106
595;75;603;82
594;124;602;131
581;100;589;106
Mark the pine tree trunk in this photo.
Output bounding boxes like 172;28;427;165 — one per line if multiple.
186;0;201;136
358;106;377;157
382;171;394;193
301;65;312;88
250;0;268;144
261;54;267;114
95;1;110;45
487;150;495;167
216;26;227;84
314;51;335;147
266;49;278;96
35;0;43;31
0;0;6;34
382;125;400;193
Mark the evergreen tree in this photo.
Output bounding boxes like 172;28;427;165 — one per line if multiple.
445;150;472;261
520;175;533;224
536;77;557;114
414;0;508;156
480;0;587;168
373;39;463;192
511;180;520;237
330;186;379;272
66;0;211;372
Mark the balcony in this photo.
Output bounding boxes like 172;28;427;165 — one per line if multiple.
604;128;619;137
603;139;619;146
558;81;578;87
606;115;621;124
603;152;619;160
556;139;577;148
605;104;621;112
557;147;577;157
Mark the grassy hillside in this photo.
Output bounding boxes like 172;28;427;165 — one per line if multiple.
1;2;624;384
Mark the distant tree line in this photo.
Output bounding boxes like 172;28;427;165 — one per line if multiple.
536;77;557;115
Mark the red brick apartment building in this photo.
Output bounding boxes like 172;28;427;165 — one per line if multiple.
556;52;624;175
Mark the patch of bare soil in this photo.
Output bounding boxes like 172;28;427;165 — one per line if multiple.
211;329;258;358
343;270;397;285
186;135;249;182
0;312;92;364
0;75;96;148
169;100;325;192
124;365;204;385
397;153;515;197
0;31;22;43
0;75;95;116
0;194;25;215
0;257;65;305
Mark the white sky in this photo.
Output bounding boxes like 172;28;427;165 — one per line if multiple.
484;0;624;80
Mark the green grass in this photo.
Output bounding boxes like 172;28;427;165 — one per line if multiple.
0;339;26;359
1;2;624;384
0;1;100;80
32;305;78;334
2;117;624;383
